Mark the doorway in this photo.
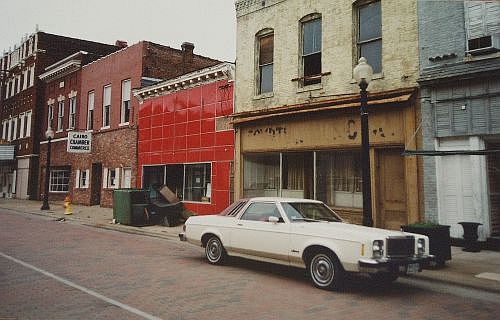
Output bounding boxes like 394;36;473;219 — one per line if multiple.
90;163;102;205
377;149;407;230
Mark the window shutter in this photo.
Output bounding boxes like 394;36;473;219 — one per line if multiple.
464;1;500;39
103;168;108;188
115;168;120;189
84;169;90;188
75;169;80;188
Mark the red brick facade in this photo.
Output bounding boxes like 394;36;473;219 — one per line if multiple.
38;40;221;207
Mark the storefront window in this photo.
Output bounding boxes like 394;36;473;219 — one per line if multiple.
316;151;362;208
49;169;70;192
243;153;279;197
184;163;211;202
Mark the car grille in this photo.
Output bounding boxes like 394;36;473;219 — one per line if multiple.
386;236;415;257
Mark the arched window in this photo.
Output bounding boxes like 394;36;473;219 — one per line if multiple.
255;28;274;94
300;13;322;86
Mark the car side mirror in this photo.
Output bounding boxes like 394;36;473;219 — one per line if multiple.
268;216;280;223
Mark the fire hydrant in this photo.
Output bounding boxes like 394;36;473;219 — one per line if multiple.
63;194;73;215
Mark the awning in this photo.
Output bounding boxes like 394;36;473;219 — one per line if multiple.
232;87;416;125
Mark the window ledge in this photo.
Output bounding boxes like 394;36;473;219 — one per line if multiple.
100;126;111;131
463;51;500;63
297;83;323;93
86;129;93;133
253;92;274;100
56;129;63;133
119;122;130;127
349;72;384;84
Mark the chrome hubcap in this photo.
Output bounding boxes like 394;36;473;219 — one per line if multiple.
207;239;221;262
311;254;334;286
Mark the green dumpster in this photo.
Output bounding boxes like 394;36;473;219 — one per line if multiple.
113;189;149;226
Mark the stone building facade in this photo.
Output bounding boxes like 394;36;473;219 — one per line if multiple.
233;0;423;228
418;0;500;241
134;63;235;215
0;32;118;200
38;41;220;207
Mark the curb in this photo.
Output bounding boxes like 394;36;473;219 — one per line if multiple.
412;271;500;295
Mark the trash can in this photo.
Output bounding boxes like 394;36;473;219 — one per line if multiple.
113;189;149;226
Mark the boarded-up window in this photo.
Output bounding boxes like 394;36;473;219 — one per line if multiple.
258;33;274;94
465;1;500;53
358;1;382;73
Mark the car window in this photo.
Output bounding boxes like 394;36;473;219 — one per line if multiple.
240;202;283;222
282;202;342;222
219;199;248;216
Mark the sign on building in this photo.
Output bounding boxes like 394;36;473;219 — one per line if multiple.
67;131;92;153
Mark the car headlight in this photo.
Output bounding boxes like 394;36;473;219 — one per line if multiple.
417;238;425;255
372;240;384;259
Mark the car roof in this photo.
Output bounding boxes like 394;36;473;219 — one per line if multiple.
245;197;323;203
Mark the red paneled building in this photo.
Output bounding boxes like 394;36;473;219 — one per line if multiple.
134;63;235;214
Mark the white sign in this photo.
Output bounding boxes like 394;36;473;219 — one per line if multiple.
67;131;92;153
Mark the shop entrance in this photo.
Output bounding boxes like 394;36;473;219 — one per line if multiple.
377;149;407;230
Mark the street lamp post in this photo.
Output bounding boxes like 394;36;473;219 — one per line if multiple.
41;127;55;210
353;57;374;227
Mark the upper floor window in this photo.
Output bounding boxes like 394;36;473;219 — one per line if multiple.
69;96;76;129
357;1;382;73
87;91;94;130
102;85;111;128
465;1;500;55
301;15;322;86
48;104;54;129
256;30;274;94
57;100;64;132
121;79;131;124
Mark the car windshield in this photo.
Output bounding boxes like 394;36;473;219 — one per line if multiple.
281;202;342;222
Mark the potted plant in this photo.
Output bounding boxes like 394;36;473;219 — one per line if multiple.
401;222;451;267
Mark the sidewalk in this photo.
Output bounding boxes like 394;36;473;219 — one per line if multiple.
1;198;500;293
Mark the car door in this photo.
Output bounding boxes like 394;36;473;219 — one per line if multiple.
230;201;290;264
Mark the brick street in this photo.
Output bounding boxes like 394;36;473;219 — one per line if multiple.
1;210;499;320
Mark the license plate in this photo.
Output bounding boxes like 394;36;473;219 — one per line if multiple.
406;263;419;274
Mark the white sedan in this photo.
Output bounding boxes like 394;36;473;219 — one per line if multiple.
179;197;434;290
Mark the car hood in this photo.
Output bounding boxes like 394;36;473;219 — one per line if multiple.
291;221;411;243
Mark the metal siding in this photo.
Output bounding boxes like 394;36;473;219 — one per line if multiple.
0;145;15;160
452;104;469;135
470;98;487;134
435;102;451;136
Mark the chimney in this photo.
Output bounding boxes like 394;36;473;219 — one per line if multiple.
115;40;128;49
182;42;194;72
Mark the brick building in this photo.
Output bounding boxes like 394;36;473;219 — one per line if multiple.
38;41;220;207
233;0;422;228
134;63;235;215
0;31;118;199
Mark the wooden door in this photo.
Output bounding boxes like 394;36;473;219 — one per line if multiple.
90;163;102;205
377;149;407;230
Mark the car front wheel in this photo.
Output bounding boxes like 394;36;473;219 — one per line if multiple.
205;236;227;265
309;251;344;290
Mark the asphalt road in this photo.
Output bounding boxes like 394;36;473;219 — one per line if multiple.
1;209;499;320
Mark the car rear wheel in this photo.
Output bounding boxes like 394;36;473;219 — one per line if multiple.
308;251;344;290
205;236;227;265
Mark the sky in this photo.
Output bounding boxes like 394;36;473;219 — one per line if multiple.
0;0;237;62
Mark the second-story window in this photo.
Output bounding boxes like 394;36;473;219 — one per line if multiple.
69;96;76;129
357;0;382;73
87;91;94;130
121;79;131;124
57;100;64;131
465;1;500;54
48;104;54;129
257;30;274;94
301;15;322;86
103;85;111;128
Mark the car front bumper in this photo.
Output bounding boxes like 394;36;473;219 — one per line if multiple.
179;232;187;241
358;255;435;274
